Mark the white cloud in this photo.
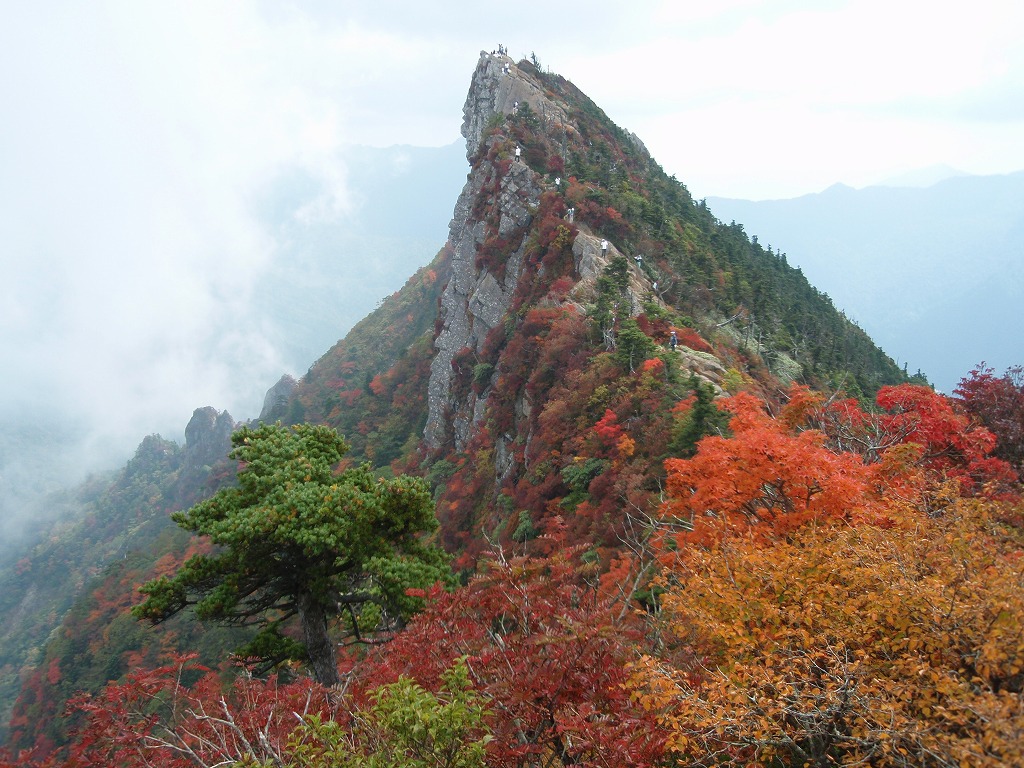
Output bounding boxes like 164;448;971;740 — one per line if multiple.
549;0;1024;197
0;1;380;467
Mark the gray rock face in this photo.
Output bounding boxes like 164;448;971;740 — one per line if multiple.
424;52;664;452
183;406;235;472
571;232;653;317
424;54;558;451
259;374;298;423
675;348;728;394
460;52;568;164
425;156;543;450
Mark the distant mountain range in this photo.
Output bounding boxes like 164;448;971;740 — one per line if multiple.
707;171;1024;392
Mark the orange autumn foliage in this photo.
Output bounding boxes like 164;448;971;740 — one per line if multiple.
662;391;879;540
640;357;665;375
630;497;1024;768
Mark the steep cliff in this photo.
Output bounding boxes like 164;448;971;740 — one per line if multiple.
426;54;549;450
292;51;907;563
427;53;669;452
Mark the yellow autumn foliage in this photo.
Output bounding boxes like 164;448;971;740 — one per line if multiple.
630;496;1024;767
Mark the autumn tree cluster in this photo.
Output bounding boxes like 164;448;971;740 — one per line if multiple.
631;379;1022;767
956;363;1024;477
6;369;1021;768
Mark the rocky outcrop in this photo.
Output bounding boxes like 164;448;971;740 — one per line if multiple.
675;348;728;394
259;374;298;423
570;231;655;316
425;54;559;450
460;52;569;163
182;406;235;474
424;53;664;452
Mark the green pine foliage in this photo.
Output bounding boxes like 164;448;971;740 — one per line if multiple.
134;423;451;686
669;375;731;457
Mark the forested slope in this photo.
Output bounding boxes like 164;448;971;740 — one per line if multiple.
6;51;983;765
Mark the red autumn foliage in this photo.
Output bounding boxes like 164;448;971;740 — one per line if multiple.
640;357;666;375
955;363;1024;478
673;326;713;354
635;313;670;342
593;408;624;448
663;391;878;543
356;537;668;767
60;655;337;768
813;383;1017;496
368;373;386;396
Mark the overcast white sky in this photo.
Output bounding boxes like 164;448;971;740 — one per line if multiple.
2;0;1023;484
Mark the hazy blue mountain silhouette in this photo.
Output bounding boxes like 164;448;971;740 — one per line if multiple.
707;171;1024;392
254;141;468;373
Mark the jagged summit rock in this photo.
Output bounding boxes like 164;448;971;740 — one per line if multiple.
426;57;553;450
461;51;569;160
425;53;658;451
183;406;235;473
259;374;298;423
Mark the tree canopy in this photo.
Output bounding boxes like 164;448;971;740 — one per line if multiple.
133;422;450;686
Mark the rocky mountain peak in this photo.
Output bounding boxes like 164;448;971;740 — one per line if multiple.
259;374;298;423
289;50;907;560
424;53;660;453
461;51;568;161
183;406;235;473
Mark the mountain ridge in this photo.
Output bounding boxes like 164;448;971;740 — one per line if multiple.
706;170;1024;390
287;50;909;565
1;50;912;755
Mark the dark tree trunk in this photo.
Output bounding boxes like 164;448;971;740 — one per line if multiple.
297;592;340;687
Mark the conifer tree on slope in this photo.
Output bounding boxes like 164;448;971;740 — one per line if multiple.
133;422;449;687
